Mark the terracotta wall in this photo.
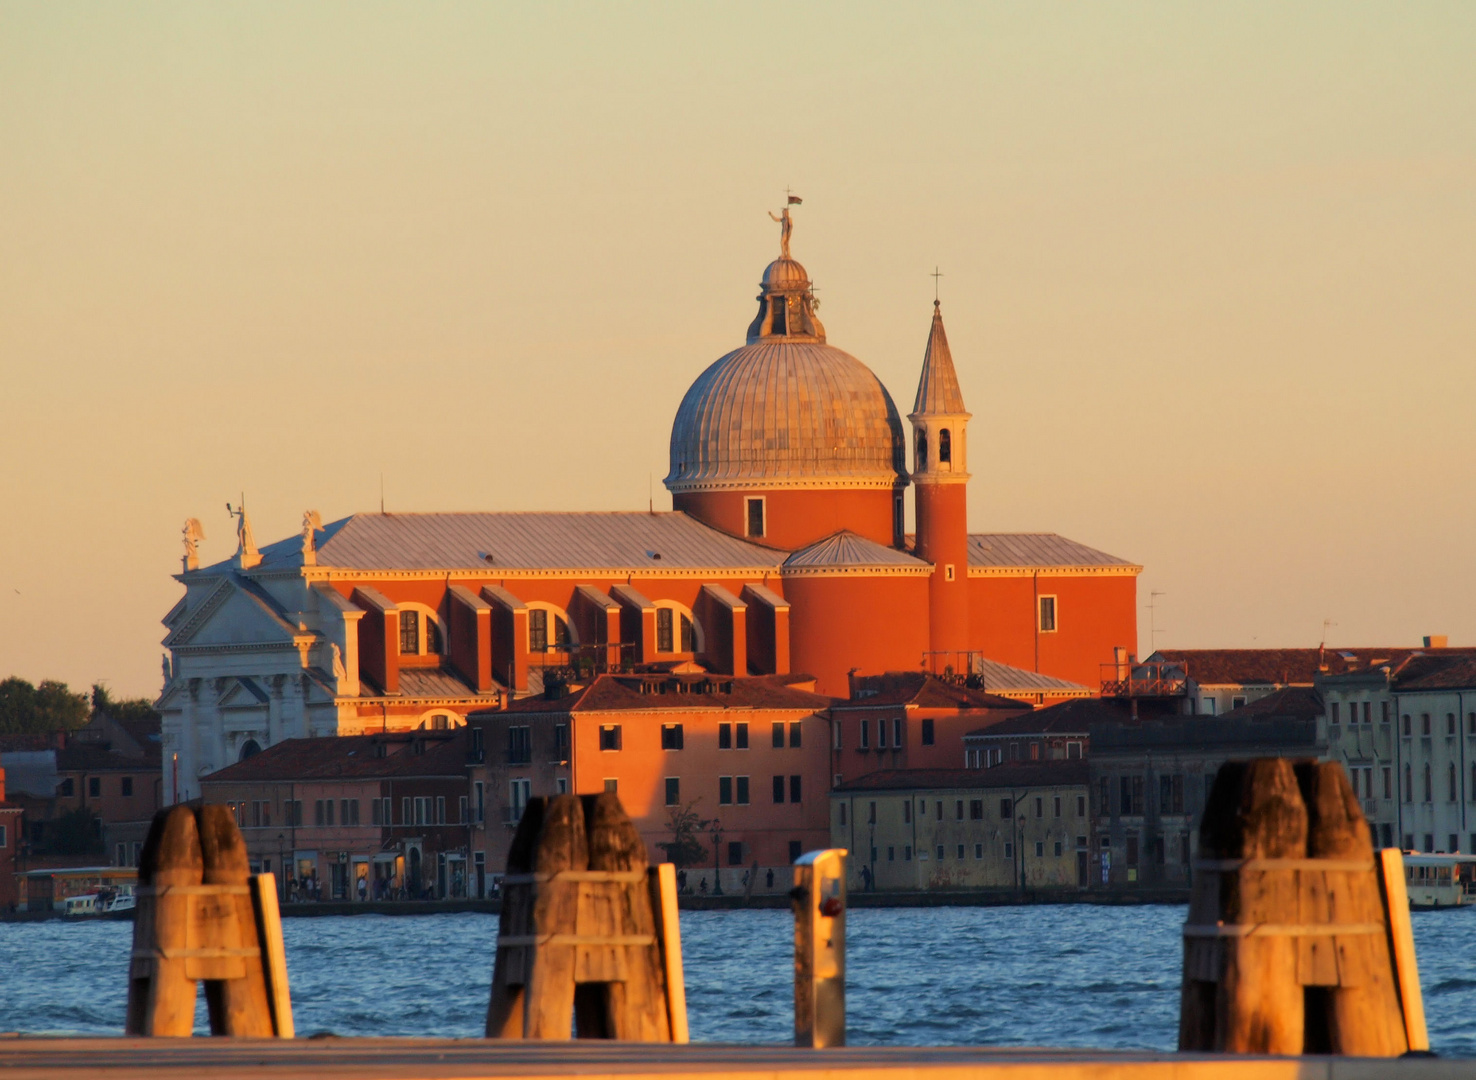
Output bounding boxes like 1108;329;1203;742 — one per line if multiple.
786;575;930;696
969;574;1137;690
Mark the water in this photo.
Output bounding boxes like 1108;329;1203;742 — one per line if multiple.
2;905;1475;1053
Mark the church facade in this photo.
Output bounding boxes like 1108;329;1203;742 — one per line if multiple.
157;214;1139;803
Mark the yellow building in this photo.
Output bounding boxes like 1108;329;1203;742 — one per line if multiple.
830;763;1090;893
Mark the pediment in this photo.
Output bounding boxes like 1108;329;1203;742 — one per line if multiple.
218;676;270;708
170;583;299;649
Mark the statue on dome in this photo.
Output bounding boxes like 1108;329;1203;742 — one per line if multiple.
769;196;800;259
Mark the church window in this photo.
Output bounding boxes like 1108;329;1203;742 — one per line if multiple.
529;609;548;652
1038;595;1057;633
939;428;952;464
426;618;442;653
916;430;928;472
656;608;673;653
770;297;787;335
745;497;765;539
399;610;419;654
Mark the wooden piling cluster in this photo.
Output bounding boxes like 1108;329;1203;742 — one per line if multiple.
125;805;293;1038
1180;759;1426;1057
487;792;687;1041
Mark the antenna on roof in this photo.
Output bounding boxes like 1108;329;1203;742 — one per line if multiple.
1146;591;1167;652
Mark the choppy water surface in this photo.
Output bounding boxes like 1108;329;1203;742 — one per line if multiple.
3;905;1475;1053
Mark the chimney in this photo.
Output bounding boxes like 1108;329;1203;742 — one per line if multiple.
1424;635;1449;649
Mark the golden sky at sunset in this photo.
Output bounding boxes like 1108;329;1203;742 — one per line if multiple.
2;4;1474;696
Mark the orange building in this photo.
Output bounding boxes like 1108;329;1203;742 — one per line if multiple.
159;210;1138;807
470;673;833;892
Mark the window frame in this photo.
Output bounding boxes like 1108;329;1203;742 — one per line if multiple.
1037;594;1058;634
744;496;766;539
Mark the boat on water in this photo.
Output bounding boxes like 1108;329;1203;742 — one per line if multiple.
63;885;136;918
1402;852;1476;909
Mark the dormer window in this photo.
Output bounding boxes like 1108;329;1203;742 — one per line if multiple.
939;429;952;464
915;430;928;472
397;608;443;656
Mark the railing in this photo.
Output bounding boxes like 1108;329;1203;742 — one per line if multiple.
1101;661;1189;699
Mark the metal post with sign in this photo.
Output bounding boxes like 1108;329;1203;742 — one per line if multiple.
792;848;846;1048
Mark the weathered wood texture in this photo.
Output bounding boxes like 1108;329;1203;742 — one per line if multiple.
124;804;292;1038
0;1038;1465;1080
487;793;683;1042
1181;759;1415;1057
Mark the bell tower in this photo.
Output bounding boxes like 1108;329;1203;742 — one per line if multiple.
910;300;971;671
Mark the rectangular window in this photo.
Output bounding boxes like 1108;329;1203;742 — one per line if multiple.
599;725;622;751
400;609;420;654
403;797;412;825
1403;714;1412;736
736;722;748;749
745;497;765;539
604;778;618;793
458;796;468;824
904;800;912;823
877;718;887;749
1126;834;1139;866
922;718;935;746
974;842;983;859
789;839;803;862
1423;713;1431;735
326;799;335;826
736;775;749;804
381;797;391;825
720;776;733;805
1383;767;1392;800
789;722;802;748
661;724;684;750
556;777;568;794
772;775;785;803
969;799;983;820
510;779;530;820
904;845;913;861
936;844;946;860
656;607;674;653
665;778;680;806
1038;595;1057;633
999;798;1012;818
372;799;382;826
1382;701;1390;723
887;846;895;862
859;719;870;750
868;800;877;824
121;776;133;797
833;722;842;750
1035;841;1044;857
1034;796;1043;818
59;778;73;797
474;782;484;823
955;799;963;820
839;803;847;827
1364;701;1372;723
1076;795;1086;817
893;717;903;747
508;726;532;764
728;841;744;867
1450;713;1458;736
718;723;732;750
314;800;325;826
528;608;548;652
790;775;802;803
1053;796;1061;818
772;722;784;748
88;776;100;798
1331;702;1340;724
436;796;445;824
554;724;569;759
415;797;426;826
1232;696;1247;710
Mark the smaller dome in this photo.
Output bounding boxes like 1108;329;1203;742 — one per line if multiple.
762;257;809;291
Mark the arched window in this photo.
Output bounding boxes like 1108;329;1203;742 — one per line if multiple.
397;604;444;657
418;711;462;731
527;604;574;653
239;739;261;761
653;602;700;654
915;430;928;472
939;428;952;464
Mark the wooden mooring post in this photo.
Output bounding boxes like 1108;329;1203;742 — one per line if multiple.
1180;758;1425;1057
486;792;687;1041
792;848;846;1048
125;804;294;1037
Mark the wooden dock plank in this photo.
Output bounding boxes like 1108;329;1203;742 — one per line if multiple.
0;1039;1468;1080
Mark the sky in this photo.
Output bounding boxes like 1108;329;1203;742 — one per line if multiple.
2;3;1474;698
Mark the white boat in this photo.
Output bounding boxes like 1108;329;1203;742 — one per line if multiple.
61;884;136;918
1402;852;1476;909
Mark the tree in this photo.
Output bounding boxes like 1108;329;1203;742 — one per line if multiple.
657;799;712;868
91;684;160;726
0;677;89;735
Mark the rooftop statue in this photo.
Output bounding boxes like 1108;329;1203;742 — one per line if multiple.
768;194;801;259
181;518;205;572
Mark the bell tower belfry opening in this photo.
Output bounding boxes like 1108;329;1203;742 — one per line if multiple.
909;298;972;668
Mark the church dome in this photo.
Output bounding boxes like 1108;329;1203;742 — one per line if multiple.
665;222;907;493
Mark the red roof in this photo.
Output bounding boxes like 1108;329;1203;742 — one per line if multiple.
1150;647;1476;686
1393;655;1476;692
1218;686;1325;722
201;733;469;783
488;673;832;715
834;761;1089;792
844;672;1022;711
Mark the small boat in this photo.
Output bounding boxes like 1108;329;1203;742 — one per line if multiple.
1402;852;1476;909
62;885;136;918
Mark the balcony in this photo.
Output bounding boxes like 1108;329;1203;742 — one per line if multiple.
1101;661;1189;700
